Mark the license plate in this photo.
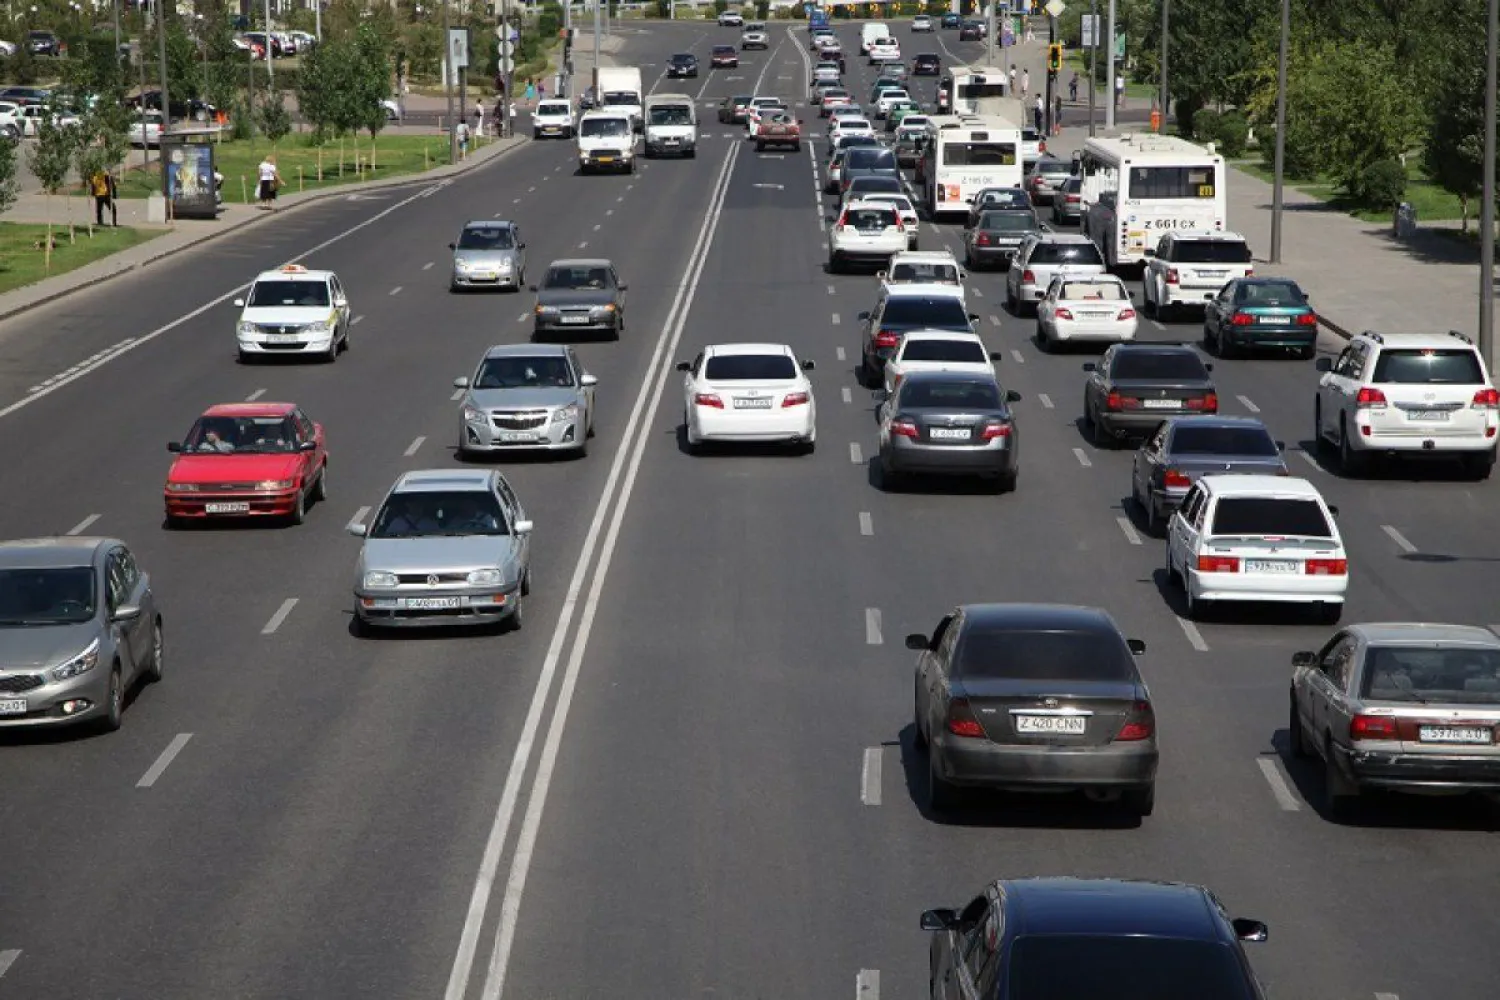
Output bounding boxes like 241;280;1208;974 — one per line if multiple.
402;597;462;610
1407;410;1450;422
204;502;250;514
1245;559;1297;573
1419;725;1493;744
472;272;497;280
1141;399;1179;409
597;156;615;163
665;138;679;144
733;397;773;409
497;432;537;442
1015;714;1086;734
560;315;591;324
267;333;302;341
1080;311;1112;319
929;427;971;440
0;697;27;716
1259;315;1289;324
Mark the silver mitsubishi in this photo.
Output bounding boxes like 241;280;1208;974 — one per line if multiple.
449;220;527;292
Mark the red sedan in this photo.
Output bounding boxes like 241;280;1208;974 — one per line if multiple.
163;402;329;527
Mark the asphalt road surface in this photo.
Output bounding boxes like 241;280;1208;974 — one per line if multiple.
0;21;1492;1000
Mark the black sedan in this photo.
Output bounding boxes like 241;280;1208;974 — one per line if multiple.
1082;345;1217;448
909;604;1158;814
530;258;628;340
859;295;980;384
940;11;962;28
923;878;1269;997
965;186;1033;228
666;53;699;77
1130;416;1287;535
1203;277;1319;359
877;373;1021;489
958;20;985;40
963;209;1046;270
912;53;941;75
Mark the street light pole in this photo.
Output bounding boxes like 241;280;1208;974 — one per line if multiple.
1088;0;1097;136
985;0;995;68
444;0;456;162
1269;0;1288;263
264;0;273;90
1158;0;1168;129
1103;0;1116;129
156;0;168;131
111;0;119;69
315;0;320;42
593;0;601;98
1481;0;1497;357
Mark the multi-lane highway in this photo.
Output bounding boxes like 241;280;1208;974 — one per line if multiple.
0;19;1494;1000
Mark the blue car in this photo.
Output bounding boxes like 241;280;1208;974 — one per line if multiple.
1202;276;1319;359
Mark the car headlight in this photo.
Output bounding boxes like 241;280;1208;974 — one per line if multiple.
303;321;332;334
536;305;556;315
363;571;398;589
598;303;617;313
257;479;294;490
467;568;503;586
463;405;485;423
166;482;200;492
237;321;256;335
551;403;579;423
52;638;100;681
496;258;513;271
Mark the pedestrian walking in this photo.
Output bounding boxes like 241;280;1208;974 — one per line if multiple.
1021;68;1030;100
474;102;486;137
456;120;471;159
1008;65;1017;95
537;79;546;102
1114;73;1125;109
87;167;117;227
256;153;282;211
1069;72;1079;102
1053;93;1063;134
1033;94;1045;133
525;78;536;104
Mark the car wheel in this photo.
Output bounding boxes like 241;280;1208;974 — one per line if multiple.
237;350;252;364
507;592;525;632
312;463;328;502
533;130;541;140
927;752;960;811
1184;583;1210;621
289;486;306;526
1121;783;1154;818
1036;320;1051;353
1313;398;1328;453
1463;450;1496;480
1323;739;1358;818
684;411;702;453
1090;407;1113;449
1164;544;1181;587
912;694;928;751
1337;418;1366;477
997;467;1018;493
1288;692;1312;758
755;141;764;152
324;339;338;363
1144;492;1162;536
827;254;841;274
144;618;165;683
1006;283;1018;313
1218;330;1238;359
99;665;124;732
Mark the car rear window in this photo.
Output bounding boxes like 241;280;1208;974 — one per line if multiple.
1169;424;1278;457
1109;350;1208;381
1238;280;1303;305
955;629;1136;682
1008;935;1257;1000
1060;280;1125;300
704;354;797;381
850;179;902;198
844;206;898;229
1210;497;1331;538
847;148;898;170
1371;348;1485;385
977;189;1031;210
881;296;969;327
1174;239;1252;264
979;212;1038;232
900;379;1001;409
1361;646;1500;704
902;339;987;363
889;262;958;283
1028;242;1104;266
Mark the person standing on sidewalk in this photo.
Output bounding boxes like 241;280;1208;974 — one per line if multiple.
474;102;486;138
1114;73;1125;109
88;167;117;227
1033;94;1045;133
256;153;282;211
1021;67;1030;101
1069;72;1079;102
456;120;471;159
1053;94;1063;133
1008;65;1017;95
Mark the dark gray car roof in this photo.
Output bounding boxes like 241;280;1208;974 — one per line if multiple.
0;537;109;568
960;603;1120;633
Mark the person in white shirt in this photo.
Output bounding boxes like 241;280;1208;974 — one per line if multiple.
256;154;281;211
1115;73;1125;108
1021;68;1030;100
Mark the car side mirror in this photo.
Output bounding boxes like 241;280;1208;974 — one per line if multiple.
1082;362;1097;372
920;908;957;931
514;519;534;535
299;440;316;452
1314;357;1333;372
1276;440;1286;451
528;284;538;293
617;283;628;291
1202;363;1214;372
1327;505;1339;517
675;361;692;372
989;352;1003;361
166;441;182;452
1006;389;1022;402
581;373;599;386
802;359;816;370
519;242;527;249
959;271;968;280
1040;223;1051;232
858;311;871;320
1231;918;1268;943
454;376;470;389
1291;650;1316;667
1127;638;1146;655
447;242;456;250
968;313;980;324
346;522;367;537
904;632;930;651
111;603;141;623
232;298;245;307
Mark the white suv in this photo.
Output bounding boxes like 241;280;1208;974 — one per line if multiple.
868;38;902;64
1142;231;1254;320
828;200;908;273
1314;330;1499;478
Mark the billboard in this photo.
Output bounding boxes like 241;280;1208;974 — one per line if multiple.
161;140;217;220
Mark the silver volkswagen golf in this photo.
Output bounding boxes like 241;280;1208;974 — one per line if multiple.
349;470;533;633
455;344;597;458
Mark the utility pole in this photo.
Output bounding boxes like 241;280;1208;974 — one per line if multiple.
563;0;572;97
1103;0;1116;129
444;0;456;162
157;0;169;131
315;0;320;42
1045;14;1055;134
986;0;996;68
265;0;273;89
111;0;120;69
593;0;601;99
1269;0;1289;263
1482;0;1497;357
1087;0;1097;136
1158;0;1168;130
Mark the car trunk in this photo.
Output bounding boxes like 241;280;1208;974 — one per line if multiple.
1200;533;1341;575
902;406;1000;445
1383;704;1500;755
1166;455;1287;482
1109;378;1215;414
706;380;801;413
954;677;1137;748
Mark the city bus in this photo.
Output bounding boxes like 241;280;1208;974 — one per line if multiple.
1078;133;1228;270
917;114;1024;219
938;65;1010;115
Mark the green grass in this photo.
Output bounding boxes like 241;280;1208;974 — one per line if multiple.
1230;157;1466;223
1063;53;1157;104
0;222;162;294
82;132;469;203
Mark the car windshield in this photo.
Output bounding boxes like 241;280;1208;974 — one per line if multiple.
1008;935;1256;1000
900;379;1001;409
889;262;959;283
248;279;329;307
545;265;613;290
457;226;515;250
713;46;735;54
979;212;1037;232
1028;242;1104;266
901;339;987;363
1110;350;1208;381
704;354;798;380
847;149;898;170
1238;281;1304;305
956;629;1136;681
371;492;509;538
1361;646;1500;705
0;566;95;625
670;54;693;63
882;297;969;327
649;105;693;125
474;355;574;389
184;415;299;454
580;117;630;137
537;102;570;116
1059;280;1125;300
1372;348;1485;384
1175;239;1252;263
1170;424;1278;456
1210;497;1331;537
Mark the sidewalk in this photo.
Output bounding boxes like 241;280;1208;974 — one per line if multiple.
0;133;528;324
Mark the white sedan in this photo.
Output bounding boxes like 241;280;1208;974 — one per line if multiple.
882;330;1000;396
860;192;920;248
678;343;817;453
829;116;875;141
1035;275;1139;352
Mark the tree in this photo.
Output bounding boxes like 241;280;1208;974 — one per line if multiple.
296;34;353;140
26;111;80;273
353;23;392;153
1424;0;1488;230
72;100;131;233
1160;0;1269;127
0;136;20;219
256;89;293;146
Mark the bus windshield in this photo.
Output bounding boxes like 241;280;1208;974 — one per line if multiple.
1128;165;1218;199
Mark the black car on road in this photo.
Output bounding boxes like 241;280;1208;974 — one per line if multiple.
912;53;942;75
1083;345;1218;448
667;53;699;77
1130;416;1287;535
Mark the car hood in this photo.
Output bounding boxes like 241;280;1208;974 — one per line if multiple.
241;305;336;325
0;621;101;670
469;386;581;409
360;535;522;575
453;249;519;267
536;288;617;307
168;452;303;484
1165;455;1289;477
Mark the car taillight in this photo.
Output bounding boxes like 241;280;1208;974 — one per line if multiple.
1115;701;1154;741
874;330;901;349
782;391;809;407
1305;558;1347;576
1117;308;1136;320
1350;714;1397;741
1162;469;1191;488
1473;388;1500;408
1166;268;1180;284
1296;312;1318;326
890;419;918;438
1022;269;1035;283
1067;194;1081;203
1244;267;1254;277
1105;392;1139;410
1185;393;1218;412
1054;307;1074;320
946;698;985;738
976;232;991;246
1196;554;1240;572
1355;387;1388;409
694;393;723;409
980;422;1010;439
1230;312;1255;326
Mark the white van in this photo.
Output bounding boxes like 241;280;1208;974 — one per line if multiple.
533;99;574;139
576;110;637;173
644;93;697;158
860;22;892;54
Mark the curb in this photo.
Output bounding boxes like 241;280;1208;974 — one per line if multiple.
0;136;531;326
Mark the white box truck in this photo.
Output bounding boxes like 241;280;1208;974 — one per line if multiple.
596;66;644;132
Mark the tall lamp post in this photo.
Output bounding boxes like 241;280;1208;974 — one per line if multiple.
1157;0;1168;129
156;0;168;133
1481;0;1497;359
1268;0;1289;263
443;0;456;163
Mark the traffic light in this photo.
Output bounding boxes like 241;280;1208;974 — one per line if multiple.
1047;43;1063;72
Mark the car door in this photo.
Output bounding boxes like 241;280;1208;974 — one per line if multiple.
932;894;991;1000
104;547;147;677
1007;237;1035;298
1309;634;1357;749
1205;281;1234;337
1135;421;1169;502
293;410;322;488
329;276;350;336
117;546;155;674
495;474;530;567
914;612;956;727
512;224;526;274
567;347;594;415
610;264;626;316
1085;344;1113;415
682;350;705;414
1168;483;1204;571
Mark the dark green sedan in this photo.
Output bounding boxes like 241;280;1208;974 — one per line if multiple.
1202;277;1318;359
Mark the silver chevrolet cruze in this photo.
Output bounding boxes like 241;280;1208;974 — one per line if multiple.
349;470;532;633
449;220;527;292
455;343;597;459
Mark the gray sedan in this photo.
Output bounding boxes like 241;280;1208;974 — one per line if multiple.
877;371;1022;491
349;469;533;633
449;220;527;292
455;344;598;459
1130;416;1287;535
0;536;162;731
531;258;628;340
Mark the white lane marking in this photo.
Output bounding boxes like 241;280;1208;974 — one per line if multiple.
849;441;863;464
860;747;882;805
244;388;266;401
65;514;100;536
1375;994;1400;1000
515;312;528;323
450;141;747;1000
528;185;536;192
577;241;588;249
836;346;846;361
1256;757;1302;812
404;436;426;457
856;968;880;999
1296;449;1322;471
971;287;983;298
347;506;370;531
423;261;435;270
351;315;364;325
989;314;1001;326
616;195;624;202
0;950;18;980
452;388;466;401
26;338;134;393
1115;516;1142;545
389;286;402;296
1177;616;1209;651
1236;394;1261;413
859;511;873;536
605;209;614;216
841;386;853;404
1038;393;1054;409
827;284;836;295
136;733;193;789
261;598;298;635
831;312;841;325
1071;447;1092;468
592;223;601;231
1008;348;1026;364
865;607;883;645
1382;525;1417;554
513;197;521;204
626;183;635;191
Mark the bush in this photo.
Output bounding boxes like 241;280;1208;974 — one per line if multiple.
1357;158;1407;210
1191;108;1221;145
713;0;729;13
1216;111;1249;158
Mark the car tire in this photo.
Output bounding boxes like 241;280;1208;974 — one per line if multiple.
912;696;928;752
1337;418;1366;477
324;339;338;364
1144;492;1162;536
99;664;124;733
533;130;541;139
1164;545;1181;588
1122;783;1155;818
312;463;328;502
1323;739;1358;818
827;254;841;274
1463;450;1496;480
1184;583;1210;621
927;752;960;812
144;618;165;683
755;141;765;152
1090;405;1113;449
997;467;1018;493
1006;283;1018;313
1218;331;1238;359
507;592;525;632
1036;321;1052;353
237;350;252;365
1288;692;1312;758
289;486;306;526
1313;399;1328;454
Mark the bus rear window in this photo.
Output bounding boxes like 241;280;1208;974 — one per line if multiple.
943;142;1016;167
1129;165;1217;199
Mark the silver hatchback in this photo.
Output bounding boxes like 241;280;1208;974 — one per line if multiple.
455;344;598;458
349;470;533;633
450;220;527;292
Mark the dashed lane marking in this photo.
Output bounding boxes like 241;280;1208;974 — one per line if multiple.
989;314;1001;326
1038;393;1054;409
1071;447;1091;468
865;608;883;645
1115;516;1142;545
593;223;601;231
26;338;134;393
1236;394;1261;413
452;388;466;401
578;241;588;249
1256;757;1302;811
389;286;402;296
856;969;880;999
423;261;435;270
849;441;863;464
1177;616;1209;651
347;506;370;531
1295;450;1322;472
971;286;983;298
860;747;882;805
404;436;426;457
606;209;614;216
244;388;267;401
351;315;364;325
827;284;836;295
1381;525;1417;554
1010;349;1025;364
137;733;193;789
831;313;841;324
859;511;873;535
66;514;101;536
841;386;853;403
0;950;18;980
836;346;846;361
261;598;298;635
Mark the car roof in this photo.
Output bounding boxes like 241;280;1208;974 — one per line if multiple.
202;402;298;418
1001;878;1225;941
704;343;795;358
1164;415;1270;432
482;343;568;360
253;266;334;282
884;282;965;297
1035;233;1095;245
0;537;111;568
1197;474;1322;498
1346;622;1500;646
1112;343;1199;355
902;369;998;386
890;251;959;264
1355;331;1481;350
544;257;614;269
959;603;1119;633
1167;230;1249;242
463;219;515;228
844;198;900;211
393;469;495;493
902;329;983;342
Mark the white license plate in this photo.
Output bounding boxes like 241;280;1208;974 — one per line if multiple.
559;315;592;324
402;597;462;610
1080;311;1112;319
1258;315;1290;324
1141;399;1179;409
497;432;538;442
1015;714;1087;734
0;697;27;716
204;502;251;514
929;427;971;440
733;397;773;409
1407;410;1450;422
267;333;303;341
1245;559;1297;573
1419;725;1493;744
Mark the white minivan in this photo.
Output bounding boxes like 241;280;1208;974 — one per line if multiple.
532;99;574;139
